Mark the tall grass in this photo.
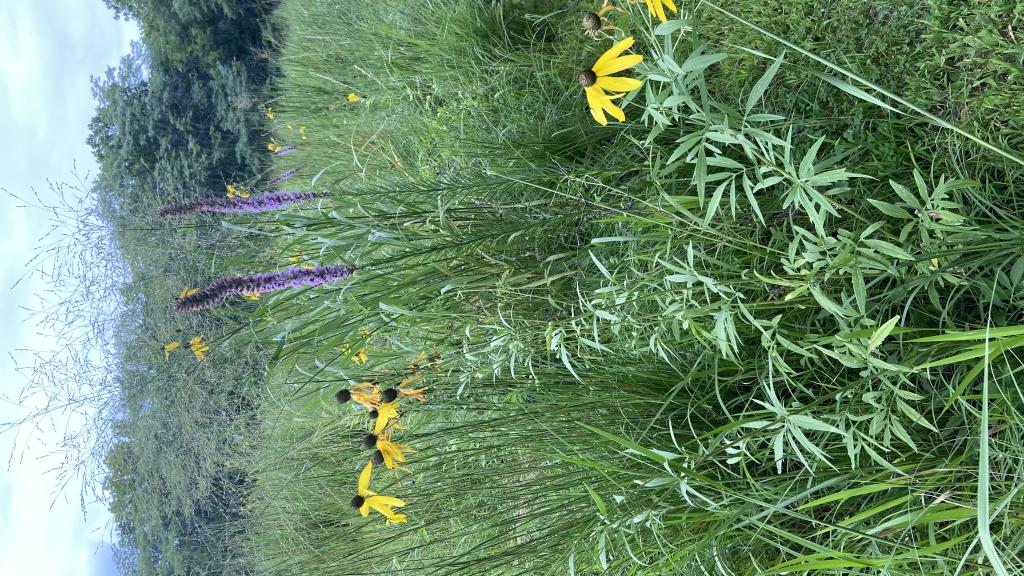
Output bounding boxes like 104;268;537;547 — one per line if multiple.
216;0;1024;574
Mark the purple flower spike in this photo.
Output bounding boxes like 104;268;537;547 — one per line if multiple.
274;146;296;157
157;190;324;218
267;169;298;186
173;265;355;312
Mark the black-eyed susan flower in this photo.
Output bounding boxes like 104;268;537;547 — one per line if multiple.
381;374;428;403
351;461;407;524
362;432;410;470
372;401;400;435
189;336;209;361
335;382;381;410
347;93;360;103
579;36;644;126
163;341;180;361
583;1;624;39
641;0;677;23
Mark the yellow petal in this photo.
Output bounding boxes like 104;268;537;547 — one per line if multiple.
664;0;678;14
359;502;370;517
585;86;609;125
595;75;643;93
358;461;372;495
593;36;635;72
385;513;408;524
601;98;626;122
373;402;399;435
368;495;405;508
593;54;643;77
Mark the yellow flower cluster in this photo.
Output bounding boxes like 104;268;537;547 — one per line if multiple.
338;352;441;524
226;183;250;199
189;336;210;361
162;334;209;362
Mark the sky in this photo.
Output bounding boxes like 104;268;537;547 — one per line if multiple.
0;1;139;575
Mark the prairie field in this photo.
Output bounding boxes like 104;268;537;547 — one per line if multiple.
73;0;1024;574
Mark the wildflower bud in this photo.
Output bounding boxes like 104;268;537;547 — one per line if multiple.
361;433;378;450
335;389;352;403
578;69;597;88
350;495;365;509
381;388;399;403
583;12;601;34
370;450;385;465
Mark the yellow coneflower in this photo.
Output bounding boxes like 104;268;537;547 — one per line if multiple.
189;336;210;361
371;402;400;435
267;141;283;154
163;341;180;361
288;254;303;264
351;461;407;523
335;382;381;410
353;349;368;364
583;1;624;39
381;374;429;403
264;107;275;120
579;36;644;126
362;432;410;470
178;288;199;299
643;0;678;23
347;93;361;103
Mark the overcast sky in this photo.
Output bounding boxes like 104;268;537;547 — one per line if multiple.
0;1;139;574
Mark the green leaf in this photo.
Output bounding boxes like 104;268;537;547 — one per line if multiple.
745;51;785;114
867;316;900;352
815;72;904;114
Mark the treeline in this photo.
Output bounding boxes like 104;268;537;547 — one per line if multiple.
89;1;281;574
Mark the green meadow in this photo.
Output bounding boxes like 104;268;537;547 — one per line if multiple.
83;0;1024;574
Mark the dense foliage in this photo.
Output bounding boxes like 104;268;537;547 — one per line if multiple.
66;0;1024;574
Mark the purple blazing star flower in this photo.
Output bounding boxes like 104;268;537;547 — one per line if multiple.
267;169;298;186
172;265;355;312
273;146;296;157
157;190;323;218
